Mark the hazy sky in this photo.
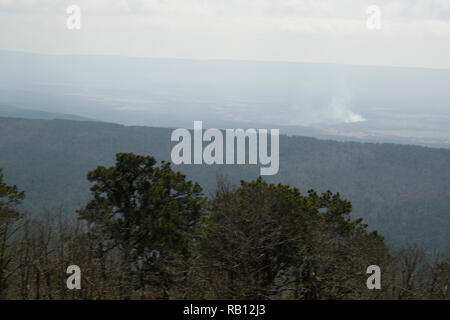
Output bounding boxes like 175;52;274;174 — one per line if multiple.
1;0;449;68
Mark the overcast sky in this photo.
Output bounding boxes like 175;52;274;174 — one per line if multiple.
0;0;449;68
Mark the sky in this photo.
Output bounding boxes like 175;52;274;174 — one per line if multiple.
0;0;449;68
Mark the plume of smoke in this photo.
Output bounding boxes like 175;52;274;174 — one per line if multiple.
329;83;366;123
287;77;366;126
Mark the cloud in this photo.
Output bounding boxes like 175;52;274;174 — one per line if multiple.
0;0;449;68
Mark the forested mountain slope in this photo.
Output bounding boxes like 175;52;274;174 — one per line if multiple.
0;117;449;252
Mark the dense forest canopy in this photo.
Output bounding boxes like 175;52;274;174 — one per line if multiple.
0;117;449;252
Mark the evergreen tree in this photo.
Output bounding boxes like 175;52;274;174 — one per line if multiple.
77;153;203;299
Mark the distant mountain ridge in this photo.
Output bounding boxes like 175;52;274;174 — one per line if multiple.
0;117;449;252
0;105;93;121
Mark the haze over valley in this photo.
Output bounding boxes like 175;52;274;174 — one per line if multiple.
1;51;449;148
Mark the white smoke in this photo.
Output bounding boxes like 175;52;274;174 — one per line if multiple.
287;78;366;126
329;87;366;123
